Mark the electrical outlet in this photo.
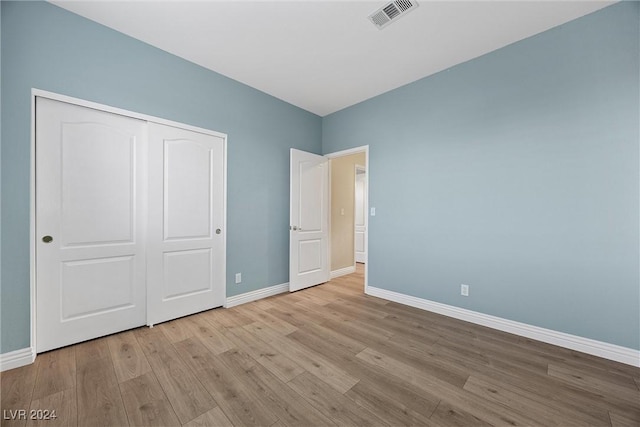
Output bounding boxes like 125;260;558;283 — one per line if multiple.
461;284;469;296
235;273;242;284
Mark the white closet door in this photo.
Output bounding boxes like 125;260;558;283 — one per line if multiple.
147;123;225;325
36;97;147;352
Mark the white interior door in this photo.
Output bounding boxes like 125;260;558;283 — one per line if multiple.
147;123;225;325
36;97;147;352
355;166;367;263
290;149;329;292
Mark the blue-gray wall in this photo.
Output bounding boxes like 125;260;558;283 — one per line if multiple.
323;1;639;350
0;1;322;353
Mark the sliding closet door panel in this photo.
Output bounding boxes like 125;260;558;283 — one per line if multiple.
147;123;225;325
36;97;147;352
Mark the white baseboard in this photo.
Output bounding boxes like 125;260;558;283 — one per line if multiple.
0;347;36;372
225;282;289;308
331;265;356;279
366;286;640;368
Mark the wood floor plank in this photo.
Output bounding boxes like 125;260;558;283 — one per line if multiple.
249;297;281;312
381;301;486;343
557;359;640;392
75;342;128;427
106;330;151;383
293;320;367;356
435;330;551;376
74;339;110;362
512;336;640;379
380;313;441;344
284;318;441;422
264;306;323;329
428;401;491;427
290;296;330;313
233;305;298;335
302;284;347;303
1;360;40;427
183;407;234;427
288;372;388;427
356;347;543;426
222;326;305;383
156;318;195;344
187;315;235;355
431;341;612;425
325;289;389;308
312;305;396;340
463;374;588;427
293;288;335;306
345;379;435;427
134;327;216;424
548;363;640;406
218;347;335;427
200;307;253;329
243;321;359;393
325;299;389;320
609;410;640;427
282;298;395;341
352;327;470;389
31;346;75;401
119;371;180;427
324;278;364;296
371;342;469;388
26;388;77;427
471;334;567;371
173;337;278;427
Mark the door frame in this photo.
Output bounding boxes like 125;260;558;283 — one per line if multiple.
29;88;227;355
325;145;369;293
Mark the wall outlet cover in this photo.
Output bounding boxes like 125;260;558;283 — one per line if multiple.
461;284;469;296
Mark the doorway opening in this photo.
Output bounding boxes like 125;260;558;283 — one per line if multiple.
326;146;369;294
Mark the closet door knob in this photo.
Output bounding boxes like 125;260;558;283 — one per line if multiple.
42;235;53;243
215;229;221;235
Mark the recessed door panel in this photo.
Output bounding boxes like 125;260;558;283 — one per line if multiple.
61;256;135;320
299;161;324;232
60;123;135;247
298;239;323;274
164;140;212;240
163;249;213;300
36;97;147;353
355;233;365;253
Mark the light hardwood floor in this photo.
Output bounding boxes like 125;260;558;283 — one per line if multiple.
2;264;639;426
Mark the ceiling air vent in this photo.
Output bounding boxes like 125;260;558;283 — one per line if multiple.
368;0;419;30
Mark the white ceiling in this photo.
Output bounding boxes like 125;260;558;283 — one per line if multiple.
51;1;615;117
